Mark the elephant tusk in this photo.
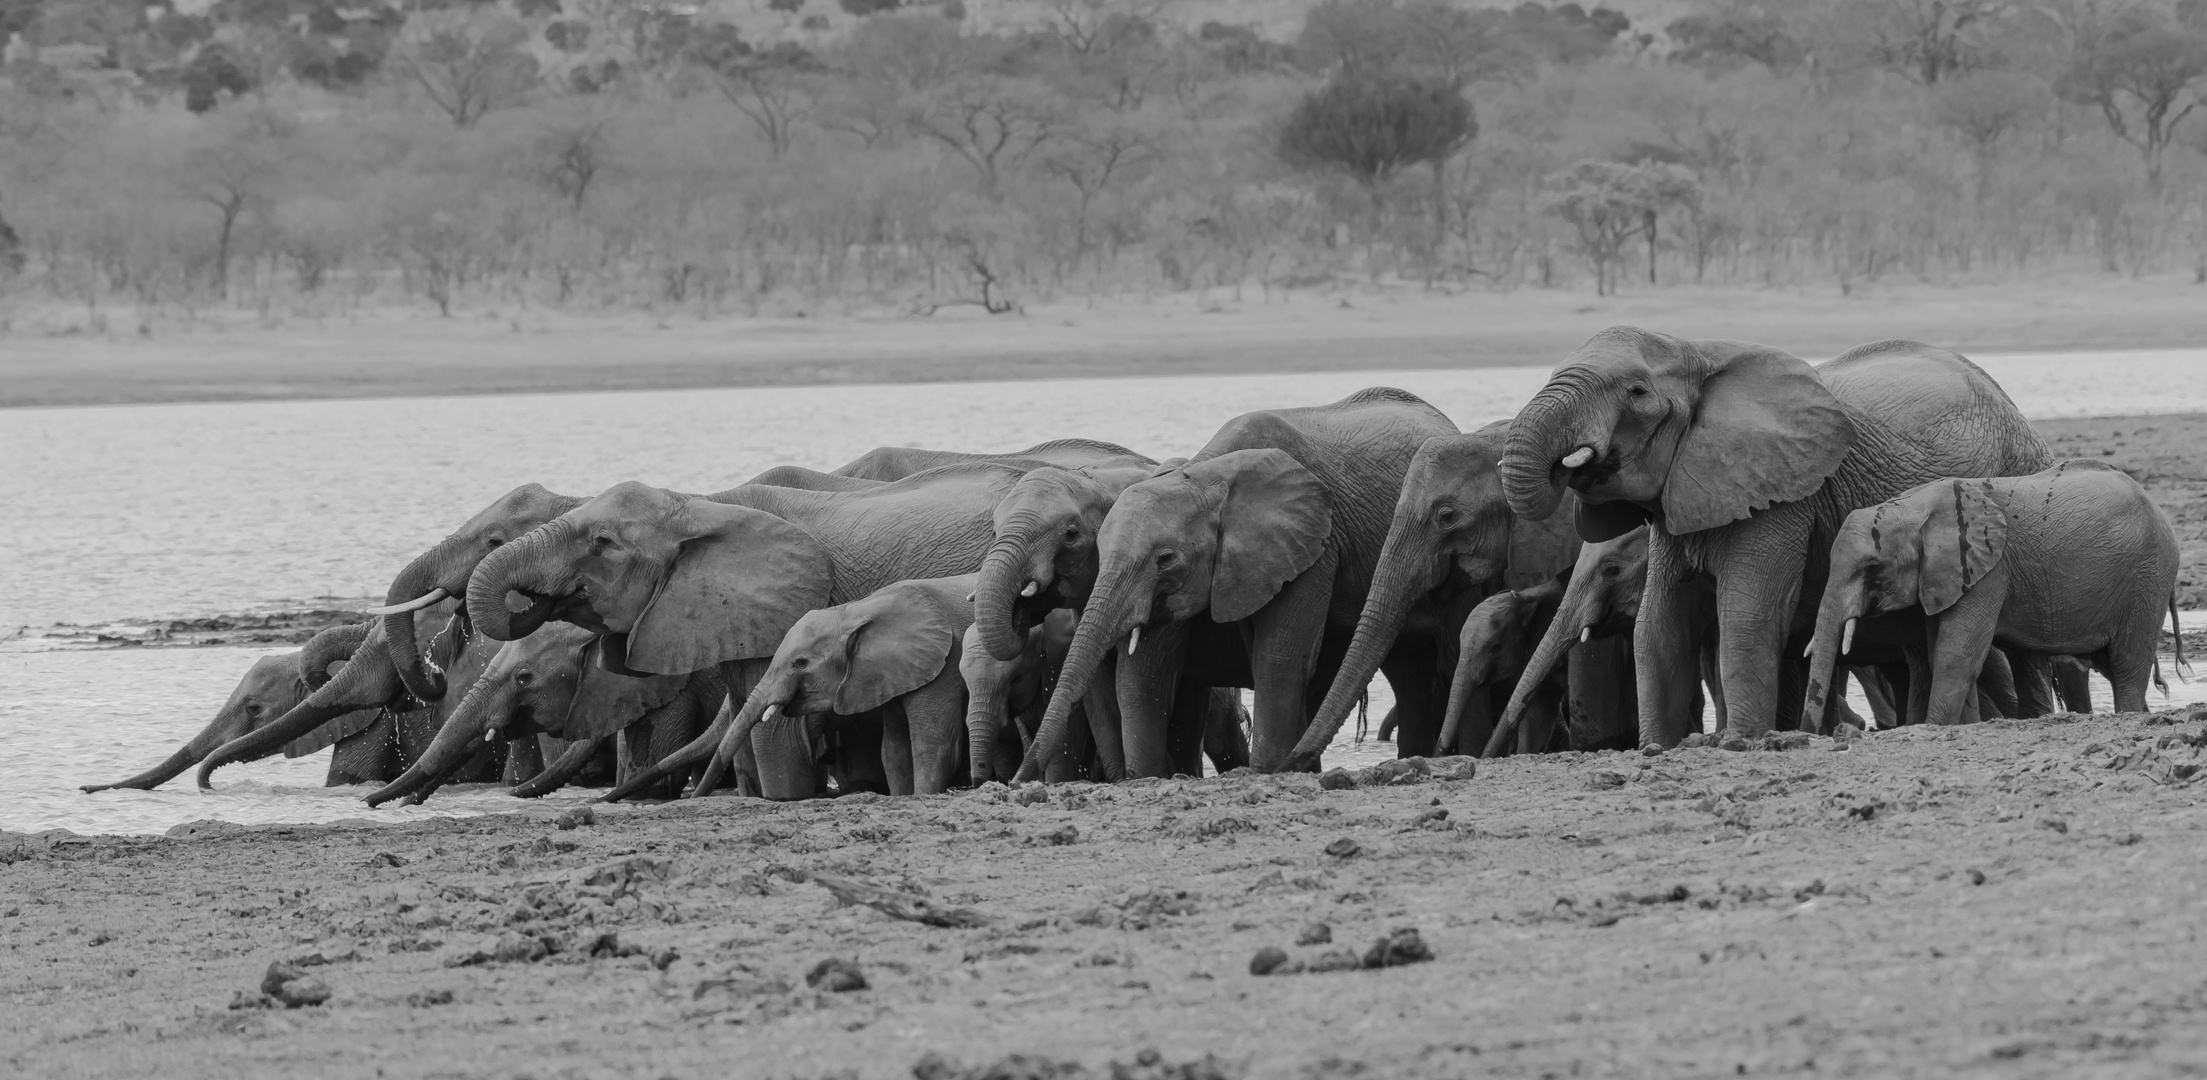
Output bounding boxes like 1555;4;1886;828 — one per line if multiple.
965;592;976;603
1561;447;1594;469
1841;618;1857;656
1579;626;1591;644
1126;626;1140;656
1021;581;1040;597
1803;638;1816;659
762;703;781;723
365;588;448;616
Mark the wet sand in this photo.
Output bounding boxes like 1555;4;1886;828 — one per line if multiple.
8;712;2207;1079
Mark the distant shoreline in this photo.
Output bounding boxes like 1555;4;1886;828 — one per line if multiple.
5;278;2203;409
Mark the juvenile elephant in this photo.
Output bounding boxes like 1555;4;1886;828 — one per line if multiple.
1502;333;2051;745
1439;576;1569;756
1288;422;1585;765
81;622;376;793
686;575;985;797
473;465;1029;800
1803;461;2182;724
363;624;718;807
1016;388;1459;780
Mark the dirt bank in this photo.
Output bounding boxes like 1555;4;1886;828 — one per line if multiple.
7;710;2207;1078
6;277;2203;408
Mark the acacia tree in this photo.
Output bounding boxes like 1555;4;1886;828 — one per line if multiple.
1278;71;1475;224
688;27;821;158
2058;5;2207;191
1931;69;2050;201
1538;160;1700;295
394;9;539;127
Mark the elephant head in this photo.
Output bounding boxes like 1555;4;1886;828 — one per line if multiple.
973;462;1155;662
465;482;831;671
373;484;585;702
960;620;1050;784
364;624;688;807
1016;449;1332;780
691;577;966;798
81;624;370;793
1480;527;1649;757
1802;480;2007;720
1503;328;1857;541
1289;424;1580;766
1434;578;1565;755
194;604;478;788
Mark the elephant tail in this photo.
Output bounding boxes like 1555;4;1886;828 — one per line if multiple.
2170;591;2192;681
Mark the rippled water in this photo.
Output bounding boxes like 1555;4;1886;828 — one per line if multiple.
7;347;2205;834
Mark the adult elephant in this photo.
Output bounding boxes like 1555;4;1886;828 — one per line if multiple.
1284;423;1583;767
81;622;374;793
363;624;719;807
833;439;1146;482
1501;332;2050;745
1014;388;1458;780
468;464;1029;800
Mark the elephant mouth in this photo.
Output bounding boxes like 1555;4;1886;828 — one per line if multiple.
1563;445;1623;491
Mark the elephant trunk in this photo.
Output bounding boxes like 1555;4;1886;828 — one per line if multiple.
467;520;573;641
196;634;402;788
511;736;607;799
1013;563;1144;783
689;675;794;799
1435;627;1491;756
300;622;373;692
1503;382;1600;522
1482;572;1599;758
963;636;1020;784
1802;578;1867;723
1287;525;1438;768
81;743;202;794
381;548;451;701
975;519;1048;662
601;699;737;803
365;674;508;807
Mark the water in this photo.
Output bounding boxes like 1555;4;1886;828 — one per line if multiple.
6;348;2204;834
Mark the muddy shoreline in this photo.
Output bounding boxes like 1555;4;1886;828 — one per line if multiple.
10;712;2207;1078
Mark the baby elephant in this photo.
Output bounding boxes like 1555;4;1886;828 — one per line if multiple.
1805;461;2181;724
1438;578;1567;756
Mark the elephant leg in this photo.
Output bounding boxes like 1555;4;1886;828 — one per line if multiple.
1849;665;1897;729
2007;649;2055;717
1115;619;1191;779
1517;680;1563;755
879;703;916;796
2052;655;2093;713
1244;551;1337;770
1167;677;1211;777
1635;539;1702;749
1777;651;1812;734
1925;604;2000;727
1379;647;1440;758
1567;635;1637;750
1044;700;1094;783
1201;688;1251;774
752;702;822;800
1082;657;1129;782
1904;647;1933;726
901;665;968;794
1709;530;1807;742
1977;647;2020;719
831;715;890;796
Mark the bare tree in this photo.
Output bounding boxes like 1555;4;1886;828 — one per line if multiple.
394;10;540;128
1538;160;1700;295
2058;5;2207;191
689;30;822;158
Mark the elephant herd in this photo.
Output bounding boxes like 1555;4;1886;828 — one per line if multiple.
84;328;2186;807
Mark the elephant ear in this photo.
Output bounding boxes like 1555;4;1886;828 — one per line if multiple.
627;501;833;676
1662;341;1857;535
285;708;381;758
832;594;962;715
1918;480;2007;615
1575;499;1650;543
562;638;689;742
1203;449;1332;623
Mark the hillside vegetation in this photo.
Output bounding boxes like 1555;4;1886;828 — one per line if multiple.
2;0;2205;324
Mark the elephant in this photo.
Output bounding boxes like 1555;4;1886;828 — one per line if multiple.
1439;576;1570;756
470;464;1032;801
1501;333;2052;746
1014;387;1459;780
834;439;1148;482
192;601;511;789
1803;461;2182;724
1285;422;1586;767
81;621;375;793
362;623;720;807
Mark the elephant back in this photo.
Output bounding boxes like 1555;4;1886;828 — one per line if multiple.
1818;341;2052;479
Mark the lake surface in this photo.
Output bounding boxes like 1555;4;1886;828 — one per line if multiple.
7;348;2205;834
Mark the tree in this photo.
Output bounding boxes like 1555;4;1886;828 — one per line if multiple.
2058;5;2207;191
1279;71;1475;212
393;9;540;128
1538;160;1700;295
1041;109;1161;261
1931;69;2050;200
182;109;292;297
688;27;821;157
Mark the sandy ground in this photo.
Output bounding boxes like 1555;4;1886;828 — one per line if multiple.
9;711;2207;1080
7;277;2205;407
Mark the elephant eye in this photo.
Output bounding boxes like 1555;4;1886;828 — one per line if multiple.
592;534;613;550
1435;507;1456;524
1157;551;1178;568
485;536;503;548
1064;526;1080;540
515;670;533;685
792;657;808;669
1628;384;1649;398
